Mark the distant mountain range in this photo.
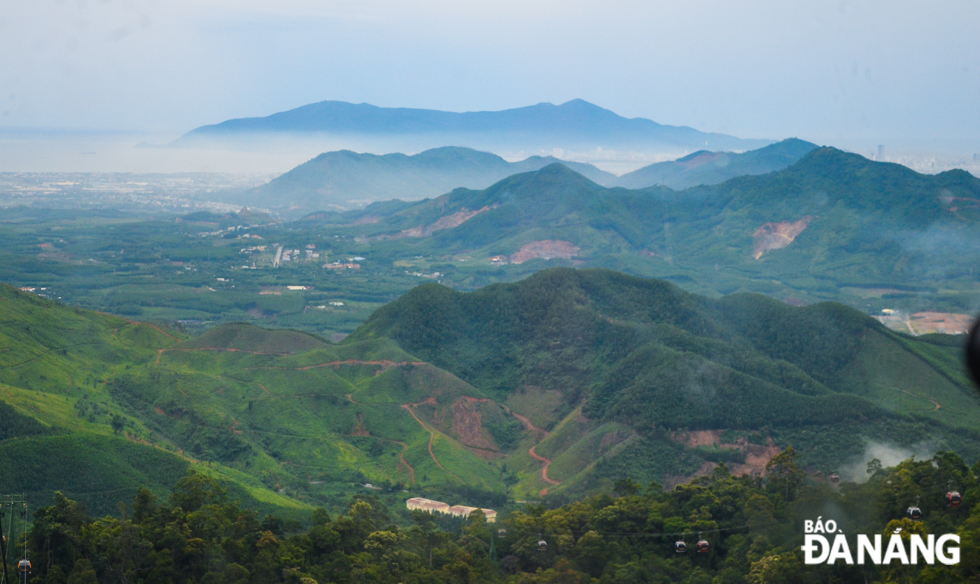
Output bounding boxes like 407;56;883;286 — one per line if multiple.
335;147;980;308
237;139;816;213
172;99;772;154
241;147;615;212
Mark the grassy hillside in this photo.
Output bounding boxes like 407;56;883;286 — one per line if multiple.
0;282;523;516
0;284;309;517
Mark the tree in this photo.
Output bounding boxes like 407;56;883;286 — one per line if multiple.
747;552;803;584
765;447;804;501
111;414;125;434
613;478;640;497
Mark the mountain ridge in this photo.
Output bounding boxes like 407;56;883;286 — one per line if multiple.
228;139;818;214
173;99;773;153
612;137;819;189
336;146;980;311
240;146;615;213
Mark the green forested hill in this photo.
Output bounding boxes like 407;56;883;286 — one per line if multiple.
2;265;978;513
353;268;980;497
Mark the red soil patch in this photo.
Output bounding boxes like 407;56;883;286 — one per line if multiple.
395;205;496;238
908;311;973;335
671;430;782;477
509;240;580;264
450;398;499;454
752;216;813;259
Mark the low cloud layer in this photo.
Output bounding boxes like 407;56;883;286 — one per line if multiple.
839;441;939;483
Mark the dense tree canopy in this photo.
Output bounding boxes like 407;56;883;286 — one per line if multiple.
8;448;980;583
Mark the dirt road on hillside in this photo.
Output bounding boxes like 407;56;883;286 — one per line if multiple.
402;404;444;470
528;445;560;495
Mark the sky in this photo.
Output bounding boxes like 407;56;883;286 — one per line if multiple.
1;0;978;170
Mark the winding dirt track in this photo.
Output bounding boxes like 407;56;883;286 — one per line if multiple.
394;441;416;484
507;408;549;438
402;404;444;470
500;404;561;494
528;445;560;495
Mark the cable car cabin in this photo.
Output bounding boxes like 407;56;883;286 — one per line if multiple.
674;540;687;553
829;473;841;484
696;539;710;554
537;540;548;552
946;491;963;508
18;560;31;575
907;506;923;521
497;529;507;539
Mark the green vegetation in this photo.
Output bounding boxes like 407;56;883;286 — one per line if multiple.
354;268;980;498
6;259;980;510
11;449;980;583
3;254;980;518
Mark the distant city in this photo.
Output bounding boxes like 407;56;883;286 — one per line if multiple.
0;172;273;214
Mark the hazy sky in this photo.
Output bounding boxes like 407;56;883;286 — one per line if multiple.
2;0;978;154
